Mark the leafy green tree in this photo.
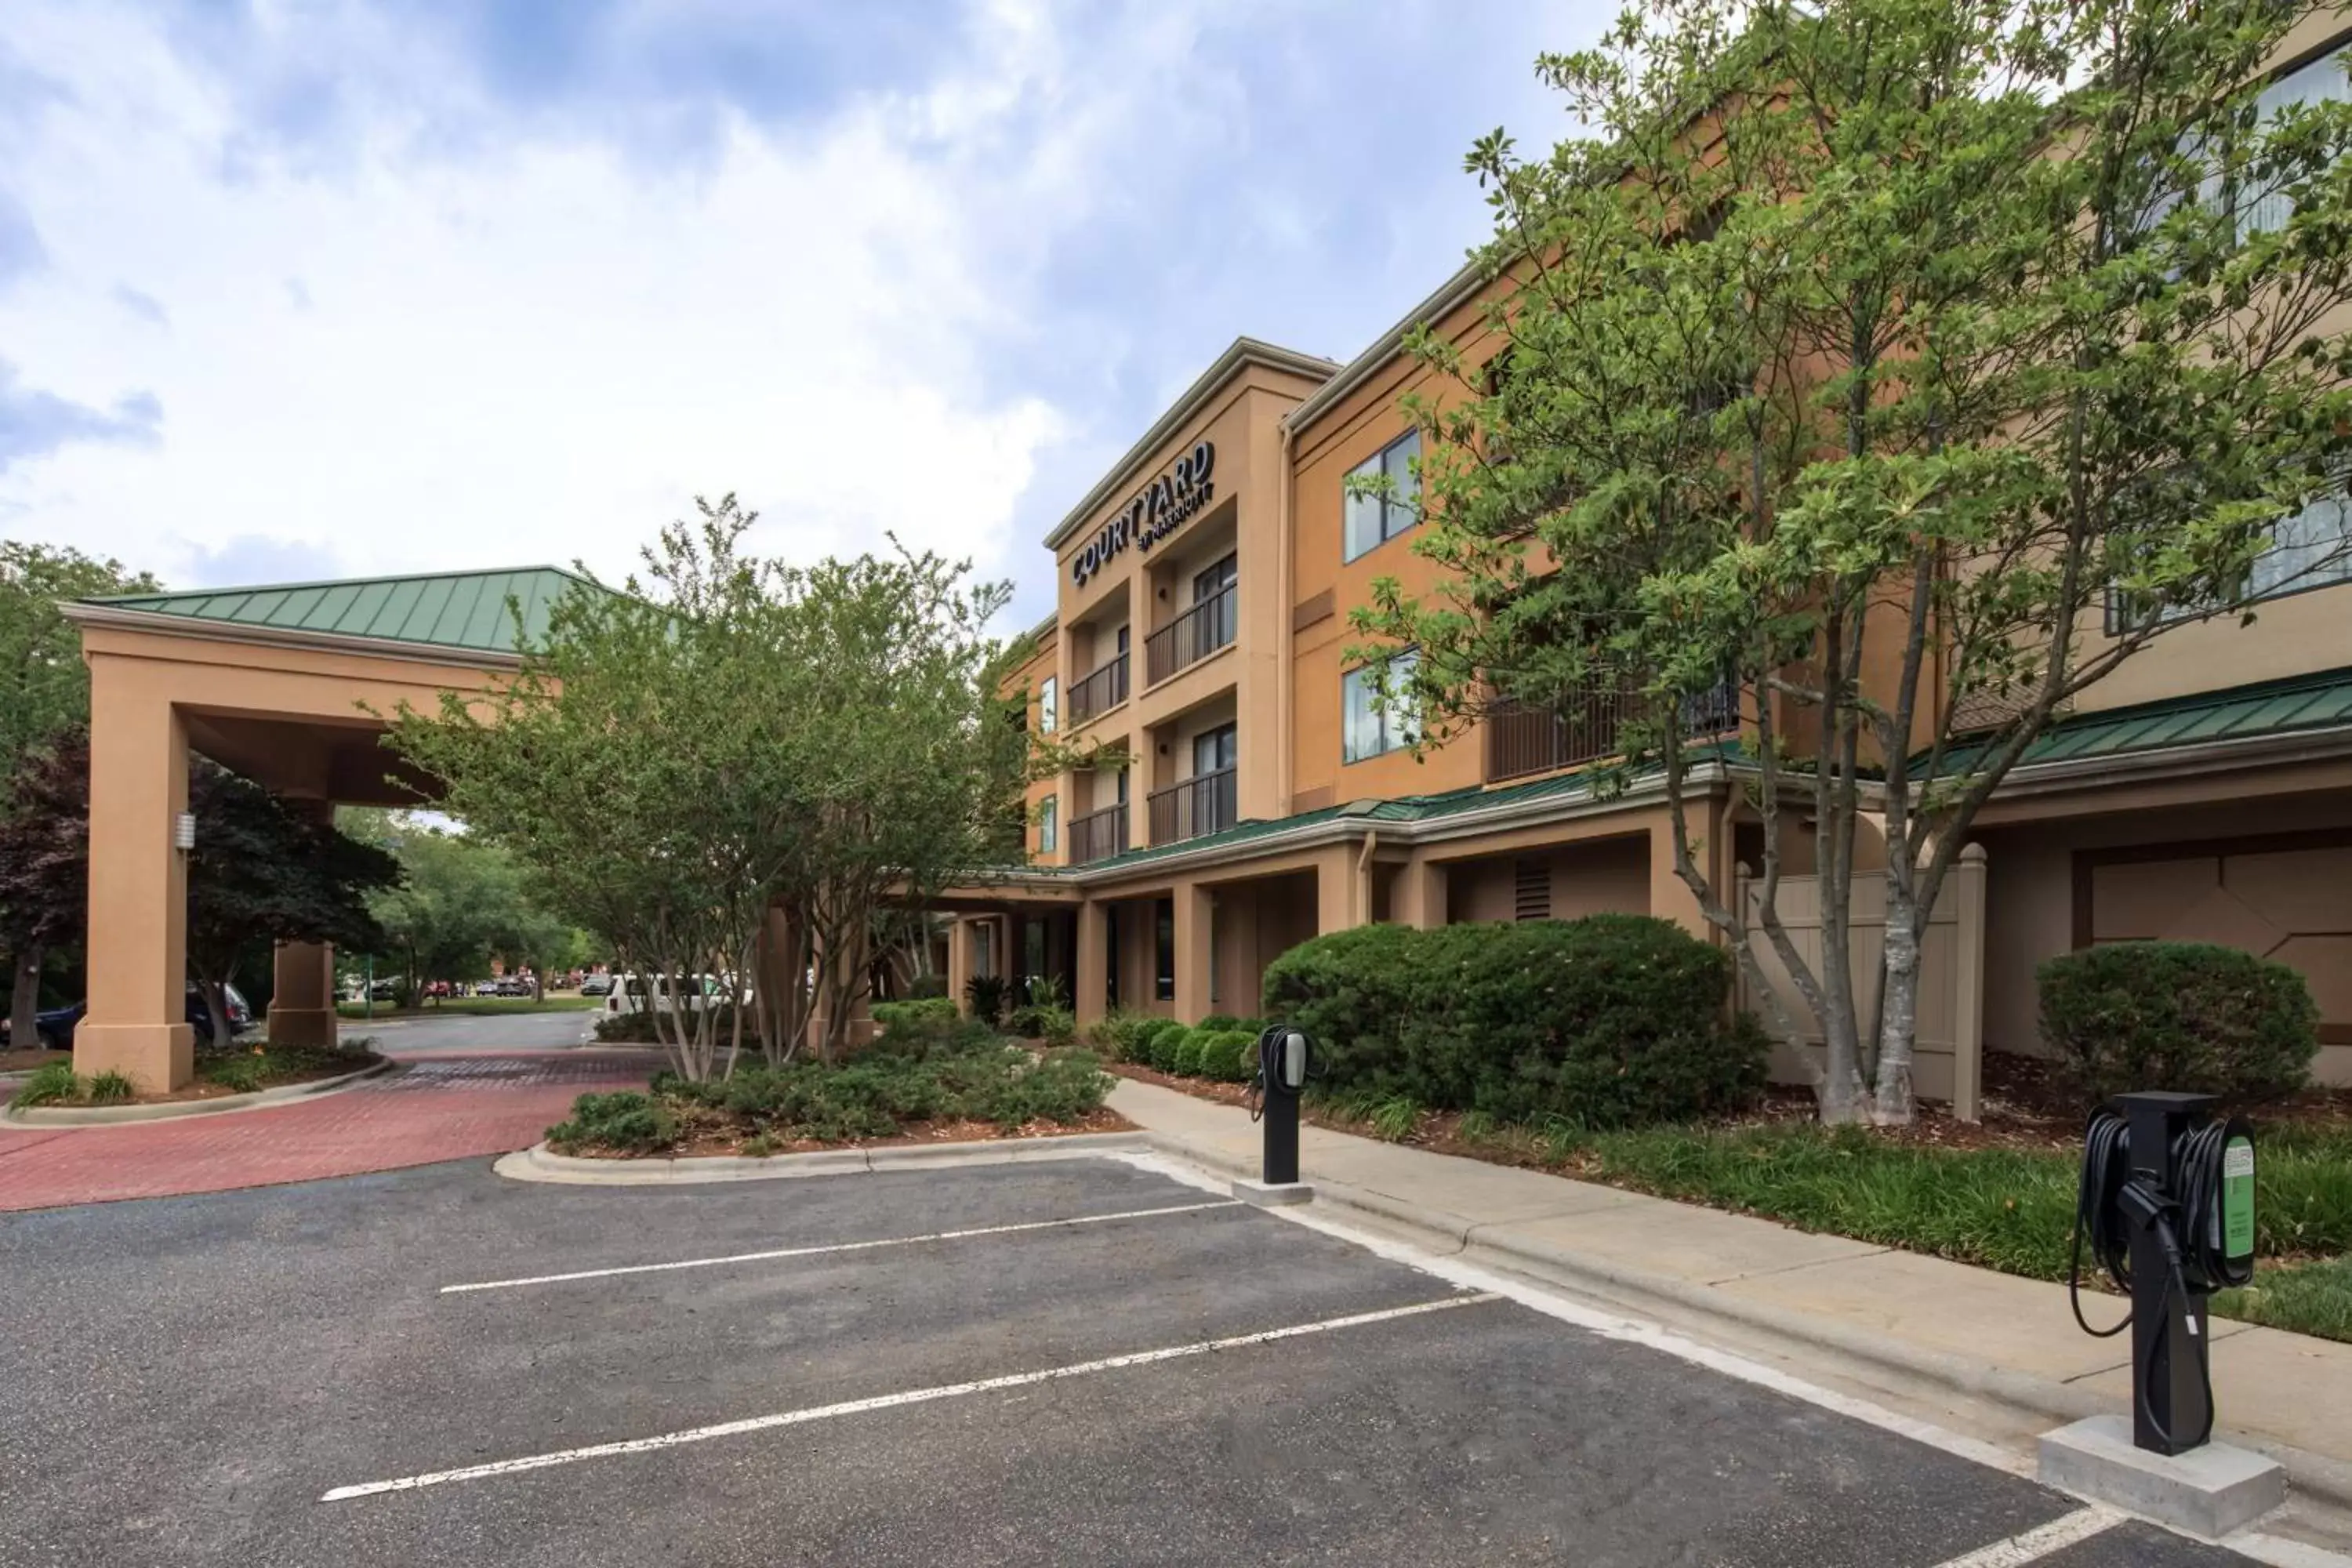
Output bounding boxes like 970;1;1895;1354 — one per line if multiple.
183;764;401;1047
0;730;90;1042
0;545;158;1045
393;497;1049;1077
1359;0;2352;1122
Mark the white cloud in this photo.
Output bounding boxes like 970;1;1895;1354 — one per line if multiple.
0;0;1606;615
0;0;1115;592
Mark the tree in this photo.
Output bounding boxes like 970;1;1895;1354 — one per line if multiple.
183;764;401;1048
352;815;590;1000
0;730;92;1039
392;497;1050;1078
1359;0;2352;1122
0;545;158;1047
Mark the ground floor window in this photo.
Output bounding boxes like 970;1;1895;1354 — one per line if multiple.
1155;897;1175;1002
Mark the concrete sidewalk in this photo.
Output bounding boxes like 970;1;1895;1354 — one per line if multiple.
1108;1076;2352;1511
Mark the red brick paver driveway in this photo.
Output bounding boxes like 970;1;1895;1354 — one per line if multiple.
0;1051;656;1211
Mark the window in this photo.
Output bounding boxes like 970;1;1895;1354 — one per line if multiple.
1037;676;1058;735
2242;45;2350;236
2128;45;2349;242
1192;723;1236;776
1154;898;1174;1002
2110;478;2352;631
1193;554;1236;601
1343;430;1421;562
1342;649;1420;764
1037;794;1058;856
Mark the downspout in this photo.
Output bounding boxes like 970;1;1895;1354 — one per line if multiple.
1355;829;1377;926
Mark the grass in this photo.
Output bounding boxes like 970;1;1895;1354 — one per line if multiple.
336;995;601;1018
1305;1094;2352;1345
9;1060;81;1109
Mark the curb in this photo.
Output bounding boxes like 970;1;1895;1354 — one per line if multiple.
1135;1128;2352;1516
496;1130;1152;1185
2;1058;399;1127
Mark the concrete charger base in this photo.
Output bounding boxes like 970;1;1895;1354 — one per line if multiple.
2038;1415;2287;1539
1230;1178;1315;1208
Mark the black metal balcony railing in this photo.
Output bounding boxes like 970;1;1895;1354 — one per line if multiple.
1144;584;1237;686
1485;681;1741;785
1069;652;1130;724
1069;801;1129;864
1147;766;1238;846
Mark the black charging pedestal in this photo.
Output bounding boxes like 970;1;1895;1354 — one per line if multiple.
2115;1091;2216;1456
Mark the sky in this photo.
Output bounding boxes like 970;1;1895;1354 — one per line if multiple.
0;0;1606;630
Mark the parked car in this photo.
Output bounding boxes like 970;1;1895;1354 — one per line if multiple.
579;974;615;997
15;984;252;1051
605;974;726;1014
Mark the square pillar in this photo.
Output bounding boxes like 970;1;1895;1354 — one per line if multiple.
1172;881;1212;1024
268;941;339;1049
1315;844;1358;935
1075;900;1109;1022
946;916;975;1015
78;677;194;1091
1392;859;1449;930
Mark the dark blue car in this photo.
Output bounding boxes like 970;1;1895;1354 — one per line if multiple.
16;985;252;1051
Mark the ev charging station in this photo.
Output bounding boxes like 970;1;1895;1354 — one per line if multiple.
2039;1091;2282;1536
1231;1025;1315;1208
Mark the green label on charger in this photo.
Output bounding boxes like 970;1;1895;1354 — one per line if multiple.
2223;1135;2256;1261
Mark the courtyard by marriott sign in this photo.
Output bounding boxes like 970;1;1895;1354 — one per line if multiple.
1072;440;1214;586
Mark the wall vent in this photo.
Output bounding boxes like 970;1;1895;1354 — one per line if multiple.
1513;858;1552;921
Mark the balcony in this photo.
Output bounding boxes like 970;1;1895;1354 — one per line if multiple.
1069;801;1129;864
1484;681;1740;785
1144;583;1237;686
1069;652;1130;724
1147;766;1238;846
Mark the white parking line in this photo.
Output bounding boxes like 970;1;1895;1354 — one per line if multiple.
440;1200;1243;1294
1926;1507;2122;1566
322;1291;1501;1501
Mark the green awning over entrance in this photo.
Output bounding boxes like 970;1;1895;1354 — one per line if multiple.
87;565;601;655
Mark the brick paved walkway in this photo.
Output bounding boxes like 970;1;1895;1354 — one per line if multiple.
0;1051;657;1211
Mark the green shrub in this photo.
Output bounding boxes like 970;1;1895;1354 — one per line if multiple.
906;974;949;1000
205;1055;267;1094
873;997;960;1035
1199;1029;1258;1082
1083;1008;1156;1062
964;974;1011;1026
1261;914;1766;1128
1171;1028;1208;1076
1143;1018;1189;1072
547;1090;678;1152
2038;943;2319;1105
9;1060;81;1109
980;1049;1112;1127
1033;1006;1077;1047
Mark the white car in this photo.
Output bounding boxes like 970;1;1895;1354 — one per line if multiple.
605;974;725;1014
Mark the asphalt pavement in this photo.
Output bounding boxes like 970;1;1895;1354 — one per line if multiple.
0;1152;2295;1566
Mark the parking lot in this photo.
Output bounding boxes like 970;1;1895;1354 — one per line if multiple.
0;1152;2279;1566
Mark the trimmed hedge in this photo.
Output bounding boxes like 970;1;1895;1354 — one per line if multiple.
2038;942;2319;1105
1261;914;1766;1129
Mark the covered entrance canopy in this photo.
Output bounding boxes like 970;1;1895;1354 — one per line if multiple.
64;568;593;1091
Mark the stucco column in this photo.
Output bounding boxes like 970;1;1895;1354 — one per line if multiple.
1392;858;1449;930
1171;881;1212;1024
946;916;975;1017
268;942;339;1049
1315;844;1358;935
1648;803;1719;942
78;677;195;1091
1075;900;1109;1022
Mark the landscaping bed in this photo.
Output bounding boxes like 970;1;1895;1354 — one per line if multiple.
545;1022;1123;1159
8;1044;387;1109
1114;1051;2352;1344
337;996;601;1019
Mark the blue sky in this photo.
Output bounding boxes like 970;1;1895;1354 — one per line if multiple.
0;0;1606;628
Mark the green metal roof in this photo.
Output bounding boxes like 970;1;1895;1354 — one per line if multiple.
1936;666;2352;775
88;565;604;655
1025;743;1740;880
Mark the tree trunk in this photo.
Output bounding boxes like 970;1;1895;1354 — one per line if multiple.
1872;900;1926;1126
199;976;234;1051
10;946;43;1052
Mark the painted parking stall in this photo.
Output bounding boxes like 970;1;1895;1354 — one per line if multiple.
0;1154;2320;1566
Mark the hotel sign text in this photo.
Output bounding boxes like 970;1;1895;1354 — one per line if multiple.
1072;440;1215;586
